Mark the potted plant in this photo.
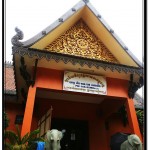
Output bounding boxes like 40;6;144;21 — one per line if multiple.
4;125;45;150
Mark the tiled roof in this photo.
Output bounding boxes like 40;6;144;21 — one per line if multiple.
4;62;16;94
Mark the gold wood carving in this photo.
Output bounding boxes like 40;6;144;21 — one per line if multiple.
44;19;119;64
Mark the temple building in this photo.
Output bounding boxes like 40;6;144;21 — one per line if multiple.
5;0;144;149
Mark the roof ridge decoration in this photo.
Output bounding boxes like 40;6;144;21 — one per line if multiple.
44;19;119;64
11;27;24;46
83;0;89;4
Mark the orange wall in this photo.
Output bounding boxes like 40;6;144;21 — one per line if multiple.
5;102;24;132
35;67;129;98
35;67;63;90
31;98;132;150
6;67;142;149
20;67;141;149
107;78;128;97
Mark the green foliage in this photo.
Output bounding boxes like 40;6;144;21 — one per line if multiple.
136;109;144;134
4;125;45;150
4;112;10;129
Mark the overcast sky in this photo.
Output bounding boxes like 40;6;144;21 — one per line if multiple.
5;0;143;96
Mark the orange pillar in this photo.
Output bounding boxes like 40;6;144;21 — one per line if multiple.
125;98;142;140
21;86;36;137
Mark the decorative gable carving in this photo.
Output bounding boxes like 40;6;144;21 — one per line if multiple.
44;19;119;64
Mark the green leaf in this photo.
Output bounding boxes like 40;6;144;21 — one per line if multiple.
27;129;40;140
21;129;40;144
15;125;21;144
4;130;18;145
4;142;13;150
21;132;29;144
4;127;44;149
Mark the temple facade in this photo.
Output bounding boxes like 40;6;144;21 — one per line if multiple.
5;0;143;150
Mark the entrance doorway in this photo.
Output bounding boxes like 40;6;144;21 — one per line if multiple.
51;118;89;150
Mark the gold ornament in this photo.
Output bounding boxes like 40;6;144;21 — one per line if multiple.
44;19;119;64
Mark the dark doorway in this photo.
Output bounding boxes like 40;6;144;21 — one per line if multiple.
51;118;89;150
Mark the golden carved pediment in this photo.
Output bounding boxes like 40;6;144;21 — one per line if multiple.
44;19;119;64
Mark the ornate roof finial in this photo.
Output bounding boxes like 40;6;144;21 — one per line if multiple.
11;27;24;46
83;0;89;4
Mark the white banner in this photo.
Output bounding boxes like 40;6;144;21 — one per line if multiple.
63;71;107;95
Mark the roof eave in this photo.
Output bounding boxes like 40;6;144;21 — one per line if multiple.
12;46;143;76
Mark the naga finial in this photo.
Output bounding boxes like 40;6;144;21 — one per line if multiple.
11;27;24;46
